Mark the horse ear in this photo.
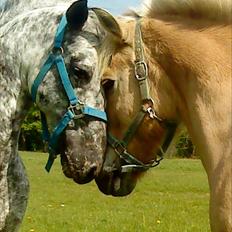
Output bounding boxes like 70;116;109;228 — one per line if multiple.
91;8;122;41
66;0;88;29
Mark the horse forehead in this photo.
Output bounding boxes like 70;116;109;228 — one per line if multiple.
74;10;104;49
66;13;103;68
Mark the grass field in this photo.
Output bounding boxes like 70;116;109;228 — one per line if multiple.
20;152;210;232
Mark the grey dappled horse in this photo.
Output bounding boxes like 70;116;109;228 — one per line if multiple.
0;0;109;230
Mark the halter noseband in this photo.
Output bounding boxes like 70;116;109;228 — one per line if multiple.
31;14;107;172
107;19;177;173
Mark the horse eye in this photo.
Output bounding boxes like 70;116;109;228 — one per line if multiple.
72;66;90;82
101;79;115;94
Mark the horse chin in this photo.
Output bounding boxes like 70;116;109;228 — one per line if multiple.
60;153;95;184
95;171;137;196
60;125;106;184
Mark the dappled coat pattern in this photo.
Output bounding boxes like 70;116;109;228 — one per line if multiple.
0;0;108;231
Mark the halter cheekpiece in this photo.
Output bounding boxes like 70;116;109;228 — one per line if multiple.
31;14;107;172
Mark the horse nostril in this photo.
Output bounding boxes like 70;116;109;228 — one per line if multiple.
86;164;97;179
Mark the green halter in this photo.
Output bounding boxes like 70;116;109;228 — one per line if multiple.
107;19;177;173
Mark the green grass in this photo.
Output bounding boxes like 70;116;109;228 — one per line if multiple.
20;152;210;232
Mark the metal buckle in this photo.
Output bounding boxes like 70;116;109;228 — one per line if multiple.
147;107;163;122
134;61;148;81
113;142;126;157
52;46;64;55
121;164;149;173
151;156;163;167
68;103;84;119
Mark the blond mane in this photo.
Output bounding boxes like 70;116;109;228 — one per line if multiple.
142;0;232;23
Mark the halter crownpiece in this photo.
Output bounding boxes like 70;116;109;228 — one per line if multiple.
31;12;107;172
107;18;177;173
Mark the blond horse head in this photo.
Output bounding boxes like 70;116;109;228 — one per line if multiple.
94;1;232;231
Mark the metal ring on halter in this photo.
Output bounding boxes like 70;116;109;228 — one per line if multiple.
52;46;64;55
68;104;84;119
141;98;155;107
77;99;85;105
134;60;148;81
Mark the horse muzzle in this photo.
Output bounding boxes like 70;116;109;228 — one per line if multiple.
60;124;106;184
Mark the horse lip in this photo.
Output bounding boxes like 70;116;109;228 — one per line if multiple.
96;169;136;196
73;173;94;184
95;171;115;195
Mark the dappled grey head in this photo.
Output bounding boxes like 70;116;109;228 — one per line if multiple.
0;0;111;184
32;1;108;184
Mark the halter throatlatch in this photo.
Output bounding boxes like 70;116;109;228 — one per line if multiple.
31;14;107;172
108;19;177;173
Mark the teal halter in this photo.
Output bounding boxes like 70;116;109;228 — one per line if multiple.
31;15;107;172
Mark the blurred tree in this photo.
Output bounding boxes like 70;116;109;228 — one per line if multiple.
19;106;44;151
166;125;195;158
176;130;195;158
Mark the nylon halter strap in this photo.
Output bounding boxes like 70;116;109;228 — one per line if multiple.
108;19;177;173
31;15;107;172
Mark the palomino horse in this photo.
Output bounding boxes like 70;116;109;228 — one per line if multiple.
91;0;231;231
0;0;110;231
